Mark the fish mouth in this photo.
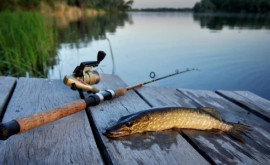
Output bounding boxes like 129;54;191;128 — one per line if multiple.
103;127;131;138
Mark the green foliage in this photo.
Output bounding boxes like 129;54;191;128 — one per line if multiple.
194;0;270;13
81;0;134;11
0;0;134;11
0;11;58;77
0;0;41;10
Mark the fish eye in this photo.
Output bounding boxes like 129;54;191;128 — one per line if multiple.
126;122;133;127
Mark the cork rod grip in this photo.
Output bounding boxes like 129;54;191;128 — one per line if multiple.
16;99;87;133
114;88;127;98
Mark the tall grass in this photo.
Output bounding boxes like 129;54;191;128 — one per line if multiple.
0;11;58;77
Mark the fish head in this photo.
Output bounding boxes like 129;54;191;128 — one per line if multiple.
104;112;150;138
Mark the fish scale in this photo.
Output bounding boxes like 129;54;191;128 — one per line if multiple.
104;107;250;142
146;108;228;131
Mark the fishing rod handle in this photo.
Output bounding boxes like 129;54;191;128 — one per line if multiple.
0;99;87;140
0;88;127;140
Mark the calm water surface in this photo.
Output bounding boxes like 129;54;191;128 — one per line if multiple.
49;12;270;100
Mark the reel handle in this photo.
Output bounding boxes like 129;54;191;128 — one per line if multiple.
80;51;106;67
74;51;106;77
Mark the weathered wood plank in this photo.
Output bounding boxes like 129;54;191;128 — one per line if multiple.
0;77;16;120
0;78;103;165
177;88;270;165
136;87;270;164
83;74;209;165
216;90;270;121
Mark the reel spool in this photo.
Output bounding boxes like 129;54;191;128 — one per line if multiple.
63;51;106;93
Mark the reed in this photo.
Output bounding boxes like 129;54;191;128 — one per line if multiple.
0;11;58;77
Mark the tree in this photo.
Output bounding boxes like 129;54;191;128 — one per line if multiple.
193;0;270;13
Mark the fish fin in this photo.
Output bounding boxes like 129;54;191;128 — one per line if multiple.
226;122;251;143
199;107;222;120
208;129;223;135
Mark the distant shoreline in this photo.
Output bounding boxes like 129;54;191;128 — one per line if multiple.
129;8;270;16
130;8;193;12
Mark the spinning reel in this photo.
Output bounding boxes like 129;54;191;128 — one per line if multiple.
63;51;106;93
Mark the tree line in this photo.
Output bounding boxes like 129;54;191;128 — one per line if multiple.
194;0;270;13
64;0;133;10
131;8;193;12
193;13;270;30
0;0;134;11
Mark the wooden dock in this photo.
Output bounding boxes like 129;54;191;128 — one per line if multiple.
0;75;270;165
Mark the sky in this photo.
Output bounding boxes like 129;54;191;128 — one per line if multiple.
132;0;200;9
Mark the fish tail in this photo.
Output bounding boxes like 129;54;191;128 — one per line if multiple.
226;122;251;143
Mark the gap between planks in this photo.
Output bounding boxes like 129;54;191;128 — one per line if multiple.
215;90;270;123
176;88;270;164
79;91;114;165
0;78;104;165
0;77;17;122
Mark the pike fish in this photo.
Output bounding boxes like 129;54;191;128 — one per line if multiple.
104;107;250;142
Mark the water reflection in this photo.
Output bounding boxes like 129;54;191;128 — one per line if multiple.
1;12;270;100
50;12;270;100
57;12;132;48
193;13;270;30
106;38;116;74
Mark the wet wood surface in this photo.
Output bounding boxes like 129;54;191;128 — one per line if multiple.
0;78;103;165
216;90;270;122
0;76;16;120
1;75;269;165
83;74;209;165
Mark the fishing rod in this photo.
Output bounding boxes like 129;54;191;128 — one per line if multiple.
0;68;198;140
127;68;198;90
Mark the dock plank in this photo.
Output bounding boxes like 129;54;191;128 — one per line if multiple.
0;77;16;120
178;88;270;164
136;87;270;164
216;90;270;121
83;74;209;165
0;78;103;165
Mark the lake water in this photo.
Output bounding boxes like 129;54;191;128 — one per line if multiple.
48;12;270;100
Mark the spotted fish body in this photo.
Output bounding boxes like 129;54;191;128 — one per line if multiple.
145;107;231;132
104;107;250;142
